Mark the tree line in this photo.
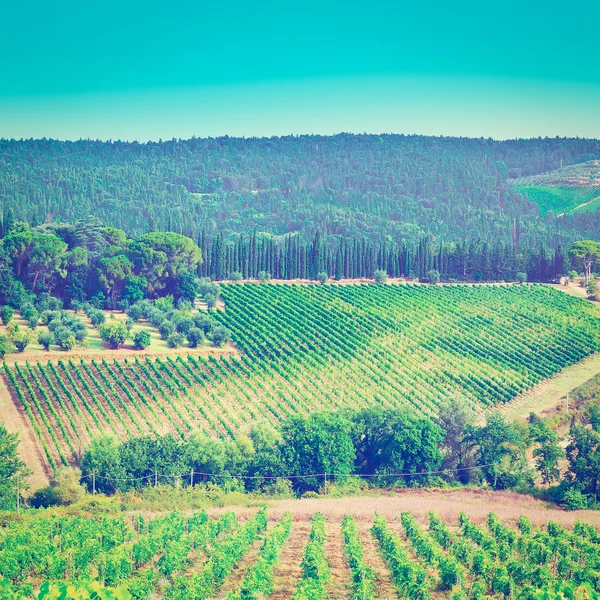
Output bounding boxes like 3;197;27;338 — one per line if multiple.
1;398;598;510
2;216;596;316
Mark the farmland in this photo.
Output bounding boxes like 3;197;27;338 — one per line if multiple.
3;283;600;474
3;504;600;599
516;185;600;216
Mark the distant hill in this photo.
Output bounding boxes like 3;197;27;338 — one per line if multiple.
1;135;600;250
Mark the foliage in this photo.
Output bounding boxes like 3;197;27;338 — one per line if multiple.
132;329;151;350
100;322;129;349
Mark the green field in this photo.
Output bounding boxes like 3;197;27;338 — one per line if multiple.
516;185;600;216
2;506;599;599
3;283;600;472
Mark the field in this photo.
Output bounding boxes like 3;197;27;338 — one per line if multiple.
3;496;600;599
516;185;600;216
3;283;600;477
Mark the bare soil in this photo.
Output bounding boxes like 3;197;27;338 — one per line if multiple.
0;376;50;488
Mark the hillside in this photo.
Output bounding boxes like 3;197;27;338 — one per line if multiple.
512;159;600;216
4;283;599;475
2;135;600;251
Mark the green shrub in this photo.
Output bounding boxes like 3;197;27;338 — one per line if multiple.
133;329;152;350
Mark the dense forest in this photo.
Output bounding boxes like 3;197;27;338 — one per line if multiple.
2;135;599;249
0;135;599;306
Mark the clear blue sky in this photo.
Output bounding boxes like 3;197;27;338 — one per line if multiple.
2;0;599;140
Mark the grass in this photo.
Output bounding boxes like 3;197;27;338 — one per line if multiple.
516;185;600;216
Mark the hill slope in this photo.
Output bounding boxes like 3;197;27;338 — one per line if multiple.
2;135;600;248
3;283;599;473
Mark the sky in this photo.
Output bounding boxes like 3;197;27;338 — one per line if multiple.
1;0;599;141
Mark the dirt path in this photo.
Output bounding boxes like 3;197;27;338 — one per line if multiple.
2;344;238;366
357;520;397;600
262;489;600;528
269;519;310;599
0;375;50;489
324;518;353;599
478;352;600;424
216;535;265;598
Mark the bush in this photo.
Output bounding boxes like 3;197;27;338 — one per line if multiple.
373;270;388;284
167;332;185;348
27;313;39;329
317;272;329;284
158;320;175;340
187;327;204;348
211;326;231;347
258;271;271;283
133;329;152;350
427;269;441;284
194;314;213;334
12;330;33;352
0;305;14;325
205;293;217;310
100;321;129;349
89;310;106;327
563;488;591;511
127;304;144;322
20;303;36;320
59;335;77;351
30;467;86;507
516;272;528;284
0;335;14;358
38;330;54;351
174;315;195;335
230;271;243;281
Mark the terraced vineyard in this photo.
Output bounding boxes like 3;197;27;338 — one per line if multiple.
2;507;600;598
3;284;600;471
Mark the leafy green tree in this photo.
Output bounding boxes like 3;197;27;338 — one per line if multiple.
570;240;600;285
11;329;33;352
166;332;184;348
279;412;355;493
353;406;444;485
316;271;329;284
100;321;129;349
566;425;600;501
81;436;125;494
186;327;204;348
175;271;200;303
516;272;528;284
0;335;14;358
0;305;14;325
211;326;230;347
128;232;201;296
132;329;152;349
466;413;533;490
37;330;53;351
0;422;29;510
528;414;563;484
98;255;134;301
436;398;476;483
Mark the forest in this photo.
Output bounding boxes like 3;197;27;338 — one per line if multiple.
1;135;599;269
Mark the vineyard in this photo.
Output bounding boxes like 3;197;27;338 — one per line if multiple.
2;507;600;598
3;283;600;472
516;185;600;216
